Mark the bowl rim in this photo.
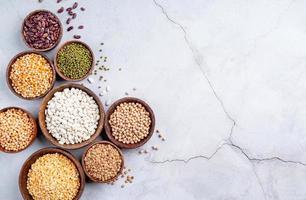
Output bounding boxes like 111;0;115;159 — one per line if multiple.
0;106;37;153
6;50;56;100
54;40;95;81
21;9;63;52
38;83;105;150
81;140;125;183
19;147;85;200
104;97;155;149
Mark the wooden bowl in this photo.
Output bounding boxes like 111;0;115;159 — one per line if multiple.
21;9;63;52
19;147;85;200
104;97;155;149
81;141;124;183
0;107;37;153
6;51;56;100
39;83;105;150
54;40;95;81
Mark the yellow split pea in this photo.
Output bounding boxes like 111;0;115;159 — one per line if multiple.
27;153;80;200
9;53;53;98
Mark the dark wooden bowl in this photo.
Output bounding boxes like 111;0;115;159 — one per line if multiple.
6;51;56;100
19;147;85;200
104;97;155;149
0;107;37;153
38;83;105;150
54;40;95;81
21;9;63;52
81;141;124;183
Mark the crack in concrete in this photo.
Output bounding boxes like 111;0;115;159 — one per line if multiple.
150;141;306;166
229;143;306;167
152;0;237;135
151;0;306;168
150;143;227;164
151;1;304;197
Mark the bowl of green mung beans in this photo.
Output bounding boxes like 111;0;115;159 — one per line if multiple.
54;40;94;81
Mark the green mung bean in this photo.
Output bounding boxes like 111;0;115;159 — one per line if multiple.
57;42;92;79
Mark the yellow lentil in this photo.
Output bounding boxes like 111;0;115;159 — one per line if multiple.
10;53;53;98
27;153;80;200
0;108;35;151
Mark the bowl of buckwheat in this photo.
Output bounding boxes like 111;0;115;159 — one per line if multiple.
6;51;56;100
38;83;105;149
104;97;155;149
82;141;124;183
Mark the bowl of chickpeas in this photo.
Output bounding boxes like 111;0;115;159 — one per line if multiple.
0;107;37;153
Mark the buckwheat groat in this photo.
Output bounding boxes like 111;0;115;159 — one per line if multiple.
84;143;122;182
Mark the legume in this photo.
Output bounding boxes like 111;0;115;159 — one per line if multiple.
45;88;100;144
10;53;53;98
109;102;151;144
56;42;92;79
84;143;122;182
0;108;35;152
23;11;61;50
27;153;80;200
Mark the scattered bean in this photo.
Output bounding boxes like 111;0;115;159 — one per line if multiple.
57;7;64;13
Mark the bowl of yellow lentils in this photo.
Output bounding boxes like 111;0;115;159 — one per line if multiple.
19;147;85;200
